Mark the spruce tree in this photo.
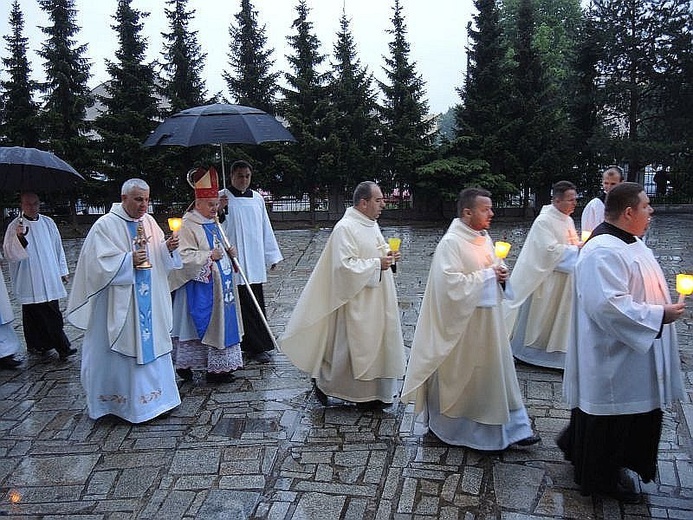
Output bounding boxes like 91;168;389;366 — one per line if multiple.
160;0;207;113
323;10;382;207
279;0;330;217
224;0;279;113
94;0;160;200
456;0;513;179
37;0;92;175
378;0;433;196
1;0;40;148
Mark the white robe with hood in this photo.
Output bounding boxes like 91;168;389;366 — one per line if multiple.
401;219;533;450
67;203;182;423
279;206;405;403
505;204;579;369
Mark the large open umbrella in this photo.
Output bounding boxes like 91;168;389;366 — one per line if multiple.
142;103;296;188
0;146;85;193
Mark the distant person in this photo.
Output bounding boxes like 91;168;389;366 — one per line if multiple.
401;188;540;450
169;167;244;384
0;258;22;370
3;192;75;361
67;179;182;423
280;181;405;408
505;181;580;369
581;165;624;233
558;182;685;503
218;160;282;364
653;170;668;196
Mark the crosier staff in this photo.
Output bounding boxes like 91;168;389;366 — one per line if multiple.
213;215;280;352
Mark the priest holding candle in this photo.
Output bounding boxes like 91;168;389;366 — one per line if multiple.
67;179;182;423
401;188;540;450
558;182;686;503
280;181;405;408
505;180;581;369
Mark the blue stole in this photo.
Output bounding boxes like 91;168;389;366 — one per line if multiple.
126;221;155;364
185;223;241;347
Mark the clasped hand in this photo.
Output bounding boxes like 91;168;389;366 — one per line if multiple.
493;264;510;283
211;245;237;261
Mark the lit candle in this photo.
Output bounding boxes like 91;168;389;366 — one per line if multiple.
168;217;182;236
494;241;511;260
581;230;591;243
676;273;693;304
387;237;401;273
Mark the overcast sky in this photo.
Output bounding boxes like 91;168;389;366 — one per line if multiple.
1;0;475;114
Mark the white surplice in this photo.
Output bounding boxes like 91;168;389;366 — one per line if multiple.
3;214;68;304
505;204;579;369
219;189;282;284
563;233;684;415
279;206;405;403
67;204;182;423
401;219;533;450
0;262;20;358
580;196;604;233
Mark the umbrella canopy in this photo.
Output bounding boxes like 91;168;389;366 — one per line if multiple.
142;103;296;147
0;146;85;193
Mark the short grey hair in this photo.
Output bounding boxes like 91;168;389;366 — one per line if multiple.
121;178;150;195
352;181;377;206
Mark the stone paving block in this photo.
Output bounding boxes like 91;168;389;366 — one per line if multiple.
493;463;545;511
292;491;346;519
396;477;417;513
172;474;216;490
150;490;195;519
170;448;220;474
343;497;368;519
196;490;260;520
85;470;118;496
10;453;100;487
112;466;161;498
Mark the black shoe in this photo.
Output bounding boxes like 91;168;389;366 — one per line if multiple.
0;355;22;369
206;371;234;384
515;434;542;447
176;368;193;381
313;382;328;405
595;482;641;504
250;351;272;364
58;347;78;361
356;400;389;411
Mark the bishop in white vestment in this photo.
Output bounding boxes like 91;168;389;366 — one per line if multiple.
401;188;539;450
280;182;405;406
67;180;182;423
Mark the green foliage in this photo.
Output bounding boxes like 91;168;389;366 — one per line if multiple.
378;0;433;194
94;0;161;201
224;0;279;114
0;0;40;148
37;0;94;195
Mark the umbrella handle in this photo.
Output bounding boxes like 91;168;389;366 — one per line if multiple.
214;216;280;351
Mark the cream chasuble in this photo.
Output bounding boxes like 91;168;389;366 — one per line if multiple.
401;219;524;425
279;207;405;381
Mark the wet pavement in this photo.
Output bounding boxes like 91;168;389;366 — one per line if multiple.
1;212;692;519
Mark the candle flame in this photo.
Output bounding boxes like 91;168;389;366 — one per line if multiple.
581;230;591;242
494;241;511;259
8;489;21;504
676;274;693;296
168;217;182;233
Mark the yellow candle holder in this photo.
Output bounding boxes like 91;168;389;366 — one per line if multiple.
581;230;591;243
494;241;511;260
387;237;401;252
676;273;693;303
168;217;182;235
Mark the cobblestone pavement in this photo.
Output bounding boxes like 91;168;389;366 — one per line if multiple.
1;213;692;519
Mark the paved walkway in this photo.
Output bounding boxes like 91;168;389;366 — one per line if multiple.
1;213;692;519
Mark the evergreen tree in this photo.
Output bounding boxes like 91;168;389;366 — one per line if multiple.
224;0;279;113
378;0;433;195
160;0;207;113
0;0;40;148
506;0;570;206
279;0;330;216
159;0;208;202
94;0;160;201
455;0;514;186
37;0;92;176
592;0;690;182
323;10;382;208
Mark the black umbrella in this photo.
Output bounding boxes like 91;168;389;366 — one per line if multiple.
0;146;85;192
142;103;296;188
